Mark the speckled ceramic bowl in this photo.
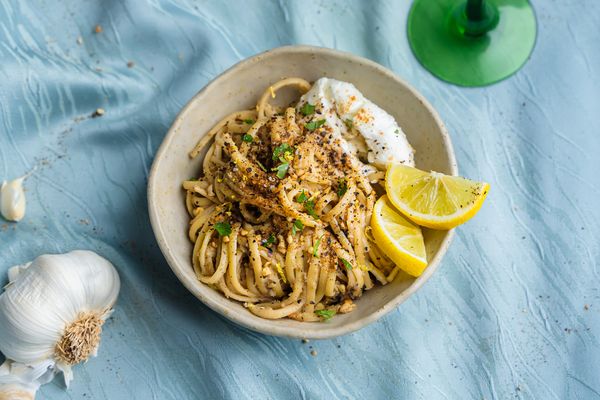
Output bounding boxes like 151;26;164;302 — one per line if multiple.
148;46;457;339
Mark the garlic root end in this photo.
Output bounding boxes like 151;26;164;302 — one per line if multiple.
54;312;104;366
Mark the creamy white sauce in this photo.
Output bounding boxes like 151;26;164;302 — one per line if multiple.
298;78;415;170
1;175;28;222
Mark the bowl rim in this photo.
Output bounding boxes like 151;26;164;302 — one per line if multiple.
148;45;457;339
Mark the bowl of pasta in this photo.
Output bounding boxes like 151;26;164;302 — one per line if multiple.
148;45;457;339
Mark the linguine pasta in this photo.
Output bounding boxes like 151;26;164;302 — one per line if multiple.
183;78;400;321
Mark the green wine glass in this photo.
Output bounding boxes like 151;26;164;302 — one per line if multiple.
407;0;537;87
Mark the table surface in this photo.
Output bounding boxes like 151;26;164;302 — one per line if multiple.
1;1;599;399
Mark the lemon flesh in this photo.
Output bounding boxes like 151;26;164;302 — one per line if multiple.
371;195;427;277
385;164;490;230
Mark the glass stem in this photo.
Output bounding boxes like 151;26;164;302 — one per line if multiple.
466;0;486;21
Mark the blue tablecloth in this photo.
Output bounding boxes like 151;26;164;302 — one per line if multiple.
1;1;599;399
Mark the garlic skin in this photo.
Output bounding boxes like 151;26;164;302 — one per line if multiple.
0;250;120;397
1;177;27;222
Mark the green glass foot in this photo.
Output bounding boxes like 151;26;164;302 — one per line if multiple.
407;0;537;87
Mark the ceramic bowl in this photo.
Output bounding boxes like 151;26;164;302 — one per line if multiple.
148;45;457;339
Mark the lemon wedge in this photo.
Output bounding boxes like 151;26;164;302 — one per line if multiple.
385;164;489;230
371;195;427;277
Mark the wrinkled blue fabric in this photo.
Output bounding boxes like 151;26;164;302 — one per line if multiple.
0;1;599;399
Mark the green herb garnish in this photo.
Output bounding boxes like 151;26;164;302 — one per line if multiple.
312;234;324;257
243;119;255;125
292;219;304;235
271;144;294;179
242;134;253;143
304;199;319;219
262;233;276;248
214;222;231;237
300;103;316;116
273;162;290;179
272;143;294;161
296;190;308;203
337;179;348;197
344;119;353;129
256;160;267;172
340;258;353;271
305;119;326;131
295;190;318;218
315;309;336;321
188;177;197;181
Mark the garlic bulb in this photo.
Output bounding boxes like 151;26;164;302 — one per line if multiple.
0;250;120;398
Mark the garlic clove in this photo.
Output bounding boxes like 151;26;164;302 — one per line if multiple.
0;359;54;400
0;384;35;400
0;177;26;222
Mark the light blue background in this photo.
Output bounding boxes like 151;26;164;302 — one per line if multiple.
1;0;599;399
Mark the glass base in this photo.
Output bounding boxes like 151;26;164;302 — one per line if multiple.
408;0;537;87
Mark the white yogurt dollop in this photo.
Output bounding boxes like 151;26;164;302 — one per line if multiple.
1;177;27;222
298;78;415;170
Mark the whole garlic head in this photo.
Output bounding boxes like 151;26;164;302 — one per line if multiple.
0;250;120;398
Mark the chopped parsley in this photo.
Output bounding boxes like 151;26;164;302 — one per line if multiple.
344;118;353;129
188;176;197;181
214;222;231;237
243;119;255;125
340;258;353;271
272;162;290;179
304;199;319;219
315;309;336;321
312;234;324;258
305;119;326;131
262;233;276;248
256;160;267;172
294;190;318;219
337;179;348;197
242;134;253;143
296;190;308;203
271;144;294;179
300;102;316;116
272;143;294;161
292;219;304;235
